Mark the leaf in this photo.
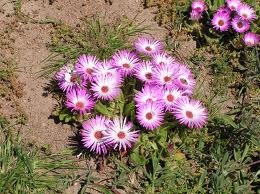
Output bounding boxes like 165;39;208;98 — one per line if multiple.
130;152;146;166
94;101;112;117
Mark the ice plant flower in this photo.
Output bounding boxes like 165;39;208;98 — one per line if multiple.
134;37;164;55
81;116;110;155
191;0;206;13
75;54;99;81
136;102;164;130
211;12;230;32
93;60;122;82
91;75;122;101
226;0;241;11
134;61;154;83
152;52;175;66
153;63;179;89
134;84;161;106
174;67;196;92
112;50;140;77
190;10;203;20
231;16;250;33
55;65;81;92
216;6;231;16
172;97;208;128
237;3;257;21
65;88;95;114
243;32;260;47
159;88;184;111
104;117;139;151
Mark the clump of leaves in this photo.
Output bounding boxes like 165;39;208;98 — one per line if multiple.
41;16;148;77
0;129;76;193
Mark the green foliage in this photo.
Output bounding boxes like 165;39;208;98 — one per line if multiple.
40;16;148;77
0;129;76;193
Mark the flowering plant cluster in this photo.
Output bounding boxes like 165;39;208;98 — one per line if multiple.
54;37;208;155
190;0;259;47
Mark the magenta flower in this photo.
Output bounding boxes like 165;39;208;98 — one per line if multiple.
134;37;164;55
112;50;140;77
190;10;203;21
217;6;231;16
172;97;208;129
91;75;121;101
151;52;175;66
75;55;99;81
134;61;154;83
211;12;230;32
231;16;250;33
153;63;179;89
93;60;122;82
65;88;95;114
237;3;257;21
134;84;161;107
191;0;206;13
104;117;139;151
55;65;82;92
243;32;260;47
159;88;184;111
136;102;164;130
81;116;110;155
226;0;241;11
174;67;196;93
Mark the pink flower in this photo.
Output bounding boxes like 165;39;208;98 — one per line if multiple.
55;65;82;92
237;3;257;21
134;61;154;83
231;16;250;33
191;0;207;13
136;102;164;130
243;32;260;47
104;117;139;151
91;75;122;101
81;116;110;155
75;55;99;81
134;37;164;55
226;0;241;11
211;12;230;32
65;88;95;114
112;50;140;77
172;97;208;129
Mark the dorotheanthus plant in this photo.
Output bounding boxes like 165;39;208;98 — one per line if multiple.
54;36;208;156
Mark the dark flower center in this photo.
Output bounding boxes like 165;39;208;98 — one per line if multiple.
180;78;188;85
159;62;165;65
86;68;93;74
145;46;152;51
94;131;104;139
218;19;224;26
167;94;175;102
101;86;109;93
164;76;171;82
123;63;130;68
242;13;248;18
70;74;78;82
75;101;84;109
237;21;243;28
145;112;153;120
186;111;194;119
117;131;126;139
195;7;202;12
145;72;152;79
